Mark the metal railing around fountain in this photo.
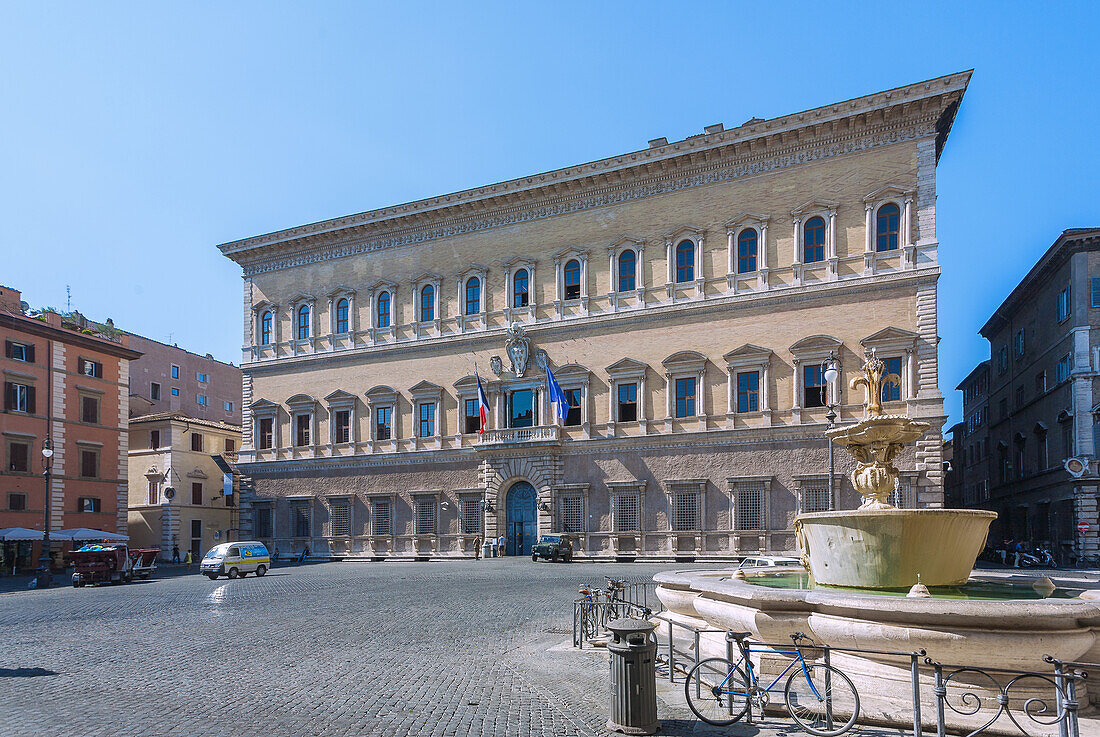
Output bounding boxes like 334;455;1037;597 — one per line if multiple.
572;579;659;648
643;617;1086;737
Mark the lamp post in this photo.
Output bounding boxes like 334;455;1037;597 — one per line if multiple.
38;436;54;589
480;497;495;558
821;354;841;505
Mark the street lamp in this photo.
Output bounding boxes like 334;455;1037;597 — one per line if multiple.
38;436;54;589
821;354;841;505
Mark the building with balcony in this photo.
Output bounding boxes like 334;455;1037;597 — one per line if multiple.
219;73;970;560
0;285;141;571
126;412;242;561
953;228;1100;563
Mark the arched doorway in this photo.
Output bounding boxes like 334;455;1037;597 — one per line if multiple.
505;481;537;556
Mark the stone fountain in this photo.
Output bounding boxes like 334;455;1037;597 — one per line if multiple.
651;351;1100;734
794;349;997;588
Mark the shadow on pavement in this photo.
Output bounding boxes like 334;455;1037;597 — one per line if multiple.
0;668;58;678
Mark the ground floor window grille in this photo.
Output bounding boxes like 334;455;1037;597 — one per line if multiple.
671;491;699;531
292;504;310;537
890;480;914;509
415;499;436;535
460;497;483;535
371;499;392;536
613;493;640;532
733;482;765;530
254;507;272;538
801;485;831;513
330;499;351;537
560;496;584;533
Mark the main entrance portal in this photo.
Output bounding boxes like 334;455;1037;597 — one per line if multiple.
505;481;537;556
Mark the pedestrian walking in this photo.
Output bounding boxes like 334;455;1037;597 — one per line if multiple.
473;535;482;560
184;551;193;570
172;545;180;565
497;534;505;557
273;546;280;564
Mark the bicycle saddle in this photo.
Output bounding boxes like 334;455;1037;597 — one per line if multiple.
726;631;752;641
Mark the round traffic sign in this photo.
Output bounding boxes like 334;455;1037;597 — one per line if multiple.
1078;522;1090;534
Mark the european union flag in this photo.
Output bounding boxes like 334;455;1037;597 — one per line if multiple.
546;366;569;423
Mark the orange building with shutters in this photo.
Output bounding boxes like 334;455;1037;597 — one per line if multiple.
0;285;141;571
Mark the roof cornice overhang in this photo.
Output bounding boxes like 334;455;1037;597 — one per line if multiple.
220;72;972;276
979;228;1100;338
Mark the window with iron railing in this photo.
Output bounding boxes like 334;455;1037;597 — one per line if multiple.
330;499;351;537
560;496;584;533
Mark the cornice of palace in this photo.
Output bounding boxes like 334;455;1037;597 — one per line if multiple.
220;73;969;276
240;265;941;375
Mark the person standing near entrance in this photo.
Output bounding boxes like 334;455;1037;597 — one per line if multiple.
184;550;193;570
473;536;482;560
497;534;505;557
172;545;180;565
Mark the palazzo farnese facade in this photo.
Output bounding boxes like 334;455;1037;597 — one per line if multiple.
220;72;969;561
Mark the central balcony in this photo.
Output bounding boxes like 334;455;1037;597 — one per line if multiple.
478;425;561;446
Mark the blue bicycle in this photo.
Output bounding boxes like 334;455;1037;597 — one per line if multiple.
684;631;860;736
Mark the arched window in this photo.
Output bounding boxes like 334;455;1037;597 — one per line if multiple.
876;203;900;252
564;259;581;300
335;298;349;334
803;217;826;263
260;311;273;345
376;291;391;328
296;305;310;340
465;277;481;316
675;240;694;283
513;269;529;307
618;249;636;292
737;229;758;274
420;285;435;322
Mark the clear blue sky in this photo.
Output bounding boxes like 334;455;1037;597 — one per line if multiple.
2;2;1097;426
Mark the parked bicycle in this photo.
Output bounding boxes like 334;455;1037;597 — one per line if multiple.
577;583;601;641
603;576;627;623
684;631;860;736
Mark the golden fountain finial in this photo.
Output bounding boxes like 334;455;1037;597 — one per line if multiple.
848;347;901;419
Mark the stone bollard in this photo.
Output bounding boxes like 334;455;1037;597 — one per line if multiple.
606;617;659;735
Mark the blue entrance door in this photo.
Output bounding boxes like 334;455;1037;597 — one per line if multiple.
505;481;537;556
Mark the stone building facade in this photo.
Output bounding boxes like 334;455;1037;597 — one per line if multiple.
219;73;970;560
954;228;1100;562
0;285;141;569
126;412;241;561
126;334;242;424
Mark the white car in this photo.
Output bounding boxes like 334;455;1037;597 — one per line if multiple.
737;555;802;570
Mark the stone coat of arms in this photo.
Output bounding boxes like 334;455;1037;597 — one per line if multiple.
505;323;530;377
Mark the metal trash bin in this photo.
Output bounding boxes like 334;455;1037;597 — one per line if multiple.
482;541;494;558
606;617;659;735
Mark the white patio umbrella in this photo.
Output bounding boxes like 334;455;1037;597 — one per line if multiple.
0;528;44;541
53;528;129;542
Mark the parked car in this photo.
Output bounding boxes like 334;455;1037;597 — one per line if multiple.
201;541;271;580
531;535;574;562
737;555;802;570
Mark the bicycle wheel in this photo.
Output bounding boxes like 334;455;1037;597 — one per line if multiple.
784;663;860;736
580;603;598;641
684;657;750;725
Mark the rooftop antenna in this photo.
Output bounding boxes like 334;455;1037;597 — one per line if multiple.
66;285;71;312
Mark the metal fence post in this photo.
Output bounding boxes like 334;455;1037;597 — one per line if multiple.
1054;659;1069;737
667;619;675;682
824;645;834;732
932;663;946;737
573;602;578;649
910;653;923;737
694;630;701;671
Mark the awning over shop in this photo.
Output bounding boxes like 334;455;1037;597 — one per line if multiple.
0;528;45;541
53;528;129;542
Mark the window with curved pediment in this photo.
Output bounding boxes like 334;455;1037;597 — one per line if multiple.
465;277;481;316
513;269;529;307
803;217;826;263
675;240;695;283
420;285;435;322
335;299;349;334
876;203;900;252
296;305;311;340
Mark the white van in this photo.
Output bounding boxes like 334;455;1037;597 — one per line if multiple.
200;541;270;580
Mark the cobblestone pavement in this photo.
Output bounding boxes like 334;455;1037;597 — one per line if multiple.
2;559;741;737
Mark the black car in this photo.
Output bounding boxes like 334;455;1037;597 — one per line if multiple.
531;534;574;562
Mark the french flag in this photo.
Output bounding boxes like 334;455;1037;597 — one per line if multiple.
476;372;490;434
